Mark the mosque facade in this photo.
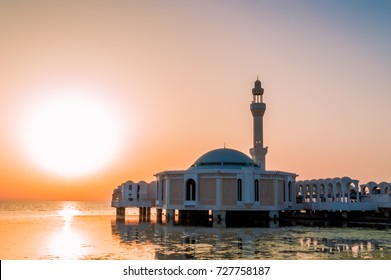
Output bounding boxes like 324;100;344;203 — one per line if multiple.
111;79;391;223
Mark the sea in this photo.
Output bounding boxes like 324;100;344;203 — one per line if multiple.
0;200;390;260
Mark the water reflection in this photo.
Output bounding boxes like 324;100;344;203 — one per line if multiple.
111;219;391;260
47;203;86;259
297;236;386;259
58;204;80;223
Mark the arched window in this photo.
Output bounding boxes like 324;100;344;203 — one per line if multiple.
296;185;304;203
254;179;259;202
237;179;242;202
186;179;196;201
363;186;369;195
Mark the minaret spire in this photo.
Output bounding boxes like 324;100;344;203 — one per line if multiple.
249;77;268;169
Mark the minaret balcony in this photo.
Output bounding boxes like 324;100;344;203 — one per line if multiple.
250;102;266;116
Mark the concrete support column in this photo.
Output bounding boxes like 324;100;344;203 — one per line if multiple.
269;219;279;228
213;210;226;223
167;215;176;226
140;207;144;221
166;209;175;221
178;210;184;223
269;210;279;220
156;208;163;223
116;207;125;220
146;207;151;222
139;207;144;222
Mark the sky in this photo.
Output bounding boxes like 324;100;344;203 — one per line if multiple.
0;0;390;200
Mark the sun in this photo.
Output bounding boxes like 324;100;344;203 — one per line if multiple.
22;93;121;177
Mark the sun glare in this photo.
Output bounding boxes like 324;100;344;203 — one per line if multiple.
22;92;121;177
59;204;80;222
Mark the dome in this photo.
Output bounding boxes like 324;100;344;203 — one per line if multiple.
190;148;258;169
252;79;264;95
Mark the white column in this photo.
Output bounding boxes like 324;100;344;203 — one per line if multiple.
273;179;279;207
354;181;359;202
166;209;174;221
287;181;291;204
309;186;313;203
347;184;351;203
165;178;171;209
315;186;320;203
216;178;222;208
244;172;252;203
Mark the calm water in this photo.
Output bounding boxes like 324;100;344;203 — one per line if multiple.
0;201;390;260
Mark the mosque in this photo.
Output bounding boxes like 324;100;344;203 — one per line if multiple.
111;78;391;224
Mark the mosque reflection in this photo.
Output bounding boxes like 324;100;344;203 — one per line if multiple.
111;217;390;260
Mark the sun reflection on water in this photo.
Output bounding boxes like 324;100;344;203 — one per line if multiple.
58;204;80;222
47;203;87;259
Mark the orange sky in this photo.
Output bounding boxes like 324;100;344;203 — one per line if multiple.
1;0;391;200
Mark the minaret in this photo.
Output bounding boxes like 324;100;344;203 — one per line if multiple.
249;78;268;170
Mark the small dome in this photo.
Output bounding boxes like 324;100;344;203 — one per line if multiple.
190;148;258;168
252;79;264;95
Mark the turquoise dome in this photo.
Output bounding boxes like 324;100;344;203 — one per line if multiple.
190;148;258;168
